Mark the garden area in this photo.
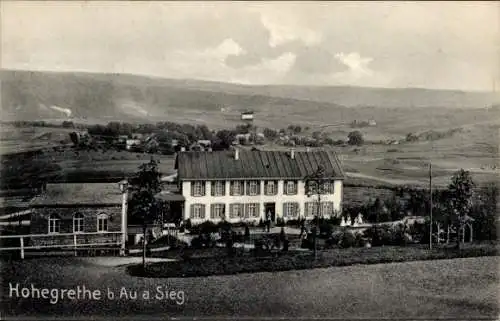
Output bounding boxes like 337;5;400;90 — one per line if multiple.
127;242;498;278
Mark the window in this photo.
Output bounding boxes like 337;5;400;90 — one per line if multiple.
97;214;108;232
230;181;244;196
305;202;319;217
211;181;226;196
246;181;260;196
73;213;84;233
48;214;60;234
283;202;299;218
323;181;334;194
306;181;318;195
265;181;277;195
320;202;334;216
244;203;260;218
229;203;244;219
191;181;205;197
285;181;298;195
210;203;225;219
190;204;206;219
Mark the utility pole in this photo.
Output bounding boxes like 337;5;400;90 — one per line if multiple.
429;161;433;250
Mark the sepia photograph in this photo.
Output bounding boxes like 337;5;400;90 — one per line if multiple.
0;1;499;320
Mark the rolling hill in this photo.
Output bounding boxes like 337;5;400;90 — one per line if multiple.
1;69;499;128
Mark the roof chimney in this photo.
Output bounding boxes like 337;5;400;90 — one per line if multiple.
290;148;295;159
234;148;239;160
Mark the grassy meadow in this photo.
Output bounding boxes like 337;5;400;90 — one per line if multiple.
1;255;498;318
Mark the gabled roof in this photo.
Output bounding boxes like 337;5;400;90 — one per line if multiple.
31;183;123;207
175;150;345;180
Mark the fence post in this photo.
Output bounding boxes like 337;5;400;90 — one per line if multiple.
74;234;77;256
20;237;24;259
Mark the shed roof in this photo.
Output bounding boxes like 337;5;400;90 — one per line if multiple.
31;183;123;207
175;150;345;180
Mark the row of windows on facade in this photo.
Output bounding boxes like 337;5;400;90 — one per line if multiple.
191;180;335;197
47;213;109;234
189;202;335;220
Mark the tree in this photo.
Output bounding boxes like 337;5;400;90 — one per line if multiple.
312;131;322;140
348;131;364;146
69;132;79;146
287;125;302;134
215;129;236;147
62;121;74;128
263;128;278;140
128;159;163;270
304;165;329;259
448;169;475;249
470;182;497;241
196;124;213;141
406;132;419;142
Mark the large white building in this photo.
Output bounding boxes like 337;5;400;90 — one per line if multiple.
170;148;345;224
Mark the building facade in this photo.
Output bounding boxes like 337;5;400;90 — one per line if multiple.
174;149;345;224
29;183;127;249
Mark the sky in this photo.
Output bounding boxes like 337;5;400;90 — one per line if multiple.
2;1;499;91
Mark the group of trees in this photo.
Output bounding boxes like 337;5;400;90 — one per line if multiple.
344;170;497;246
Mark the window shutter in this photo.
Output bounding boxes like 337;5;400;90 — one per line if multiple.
282;203;287;217
191;183;194;196
201;204;206;219
255;203;260;218
202;182;206;196
210;204;215;218
221;204;226;219
190;204;195;218
211;182;215;196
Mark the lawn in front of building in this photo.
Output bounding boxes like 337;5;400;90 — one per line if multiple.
128;242;498;278
1;255;498;318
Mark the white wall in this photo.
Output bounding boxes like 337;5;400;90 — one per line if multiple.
181;179;343;224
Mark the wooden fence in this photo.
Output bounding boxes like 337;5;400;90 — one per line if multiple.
0;231;123;259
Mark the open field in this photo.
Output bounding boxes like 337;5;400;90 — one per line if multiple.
1;70;498;192
1;124;497;206
1;255;498;318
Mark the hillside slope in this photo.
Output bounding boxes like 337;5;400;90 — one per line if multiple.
0;69;346;125
1;69;499;128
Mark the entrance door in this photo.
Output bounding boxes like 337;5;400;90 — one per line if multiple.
264;203;276;223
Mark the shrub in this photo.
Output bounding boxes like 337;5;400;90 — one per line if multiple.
244;226;250;241
191;236;203;249
326;230;344;248
348;131;364;146
184;219;192;231
339;231;357;248
363;225;394;246
276;217;285;227
197;221;219;234
285;219;301;227
319;222;334;238
328;217;342;226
